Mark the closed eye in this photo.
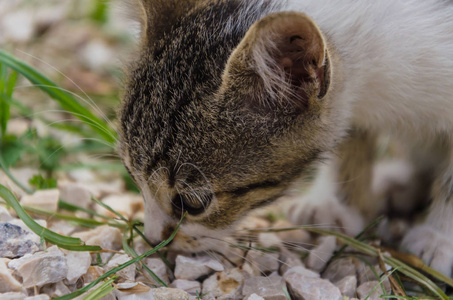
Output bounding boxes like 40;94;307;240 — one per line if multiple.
171;193;213;216
217;180;283;197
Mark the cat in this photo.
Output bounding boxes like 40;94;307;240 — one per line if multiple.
118;0;453;278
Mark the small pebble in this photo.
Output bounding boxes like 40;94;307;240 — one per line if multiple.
8;246;68;288
63;250;91;284
20;189;60;212
285;272;342;300
174;255;223;280
242;275;287;300
171;279;201;295
283;265;320;279
334;275;357;298
58;181;92;209
105;253;136;281
152;287;190;300
143;258;169;285
245;249;280;275
356;280;389;300
323;257;357;283
0;258;22;293
202;268;243;300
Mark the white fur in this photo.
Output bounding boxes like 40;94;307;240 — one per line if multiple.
286;157;364;236
141;185;172;244
285;0;453;138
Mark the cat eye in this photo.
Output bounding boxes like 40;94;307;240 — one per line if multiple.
171;193;212;216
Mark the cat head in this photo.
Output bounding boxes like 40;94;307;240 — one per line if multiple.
118;0;341;251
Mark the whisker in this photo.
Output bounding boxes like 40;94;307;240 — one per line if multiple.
14;51;117;132
176;162;213;193
147;166;170;184
26;109;118;144
177;179;207;211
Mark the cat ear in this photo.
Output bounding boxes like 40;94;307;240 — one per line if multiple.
225;12;331;109
131;0;200;43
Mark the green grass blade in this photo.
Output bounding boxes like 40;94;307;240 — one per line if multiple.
91;196;128;222
82;276;117;300
0;50;117;144
54;213;187;300
0;184;101;251
122;228;168;287
0;156;34;194
22;205;126;229
58;199;115;221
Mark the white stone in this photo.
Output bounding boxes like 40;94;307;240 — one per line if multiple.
58;181;92;209
40;281;71;298
6;119;29;136
242;275;286;300
8;168;38;195
25;295;51;300
0;206;12;222
0;292;27;300
285;272;342;300
84;179;125;199
105;253;136;281
133;236;151;256
48;221;77;236
171;279;201;295
0;222;43;258
245;294;265;300
1;10;34;42
279;250;304;275
283;266;320;279
153;287;190;300
245;249;280;274
356;262;391;292
20;189;59;212
201;268;243;300
81;266;105;283
80;40;115;70
258;232;283;248
241;262;260;277
356;281;388;300
0;259;22;293
68;169;97;184
144;258;169;285
306;236;337;272
63;250;92;284
334;275;357;298
96;194;142;219
174;255;224;280
73;225;122;262
322;257;357;283
8;246;68;288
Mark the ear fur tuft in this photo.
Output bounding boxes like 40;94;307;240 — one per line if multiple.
228;12;331;109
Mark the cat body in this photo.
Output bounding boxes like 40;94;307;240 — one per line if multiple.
119;0;453;277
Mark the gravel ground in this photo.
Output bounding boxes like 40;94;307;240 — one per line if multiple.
0;169;405;299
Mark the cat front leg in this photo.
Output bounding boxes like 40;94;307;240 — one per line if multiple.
402;150;453;278
286;154;364;236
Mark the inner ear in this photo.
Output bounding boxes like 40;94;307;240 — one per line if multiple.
267;13;330;100
228;12;331;107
